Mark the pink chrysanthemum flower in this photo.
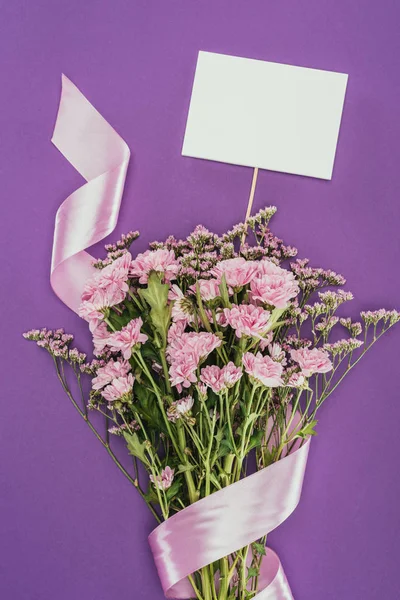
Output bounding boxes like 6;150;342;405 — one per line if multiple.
268;343;287;365
93;252;131;294
290;347;333;377
92;359;131;390
223;304;271;339
243;352;284;387
167;396;194;422
167;332;222;363
107;318;148;359
169;355;198;391
190;279;220;301
78;294;111;332
286;372;306;388
130;249;179;284
92;322;111;356
101;373;134;403
258;332;274;351
169;285;194;325
255;258;287;276
250;264;299;309
167;331;222;391
222;362;242;387
167;320;186;344
200;365;226;393
150;466;175;491
212;257;258;289
200;362;242;393
80;254;132;330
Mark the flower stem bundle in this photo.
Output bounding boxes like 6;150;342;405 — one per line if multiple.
25;207;399;599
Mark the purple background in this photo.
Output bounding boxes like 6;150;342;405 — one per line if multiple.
1;1;399;598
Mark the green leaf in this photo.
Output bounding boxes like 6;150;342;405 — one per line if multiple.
123;432;149;465
214;428;224;444
144;485;160;505
298;419;318;438
247;429;264;452
139;272;171;347
215;438;235;460
218;274;232;308
261;446;277;467
247;413;259;423
133;382;166;432
195;282;213;332
107;311;132;331
252;542;266;556
246;567;259;580
166;480;182;501
124;299;141;319
216;444;231;460
140;344;159;362
177;464;195;473
266;308;286;330
267;320;286;332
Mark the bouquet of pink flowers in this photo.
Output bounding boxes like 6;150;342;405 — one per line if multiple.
25;206;399;600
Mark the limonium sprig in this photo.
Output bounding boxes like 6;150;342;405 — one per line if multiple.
24;207;399;600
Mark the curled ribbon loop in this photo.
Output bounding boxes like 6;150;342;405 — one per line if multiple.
149;437;310;599
51;75;130;313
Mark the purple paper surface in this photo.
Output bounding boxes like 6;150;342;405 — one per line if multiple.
1;2;399;599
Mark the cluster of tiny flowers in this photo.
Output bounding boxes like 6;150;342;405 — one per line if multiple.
324;338;363;357
93;231;140;269
240;244;278;261
23;328;77;360
92;251;124;269
68;348;87;364
303;302;327;318
105;230;140;253
318;290;354;309
108;421;140;436
340;318;363;337
150;226;223;280
290;259;346;291
220;207;297;265
148;208;297;280
314;316;340;335
219;242;236;260
245;206;278;229
80;357;108;375
281;336;313;352
361;309;400;327
179;249;220;279
257;227;298;261
221;222;248;243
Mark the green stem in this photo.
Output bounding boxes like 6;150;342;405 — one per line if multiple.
52;357;161;523
176;421;198;504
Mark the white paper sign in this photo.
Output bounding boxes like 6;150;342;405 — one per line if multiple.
182;51;348;180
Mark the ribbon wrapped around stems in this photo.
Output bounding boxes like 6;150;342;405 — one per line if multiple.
149;435;310;600
50;78;310;600
51;75;130;313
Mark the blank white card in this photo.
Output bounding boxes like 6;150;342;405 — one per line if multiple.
182;51;348;180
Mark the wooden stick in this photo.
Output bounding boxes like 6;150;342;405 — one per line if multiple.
241;167;259;244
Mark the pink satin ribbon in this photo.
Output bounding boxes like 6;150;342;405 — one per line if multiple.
149;436;310;599
50;78;309;599
51;75;130;312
